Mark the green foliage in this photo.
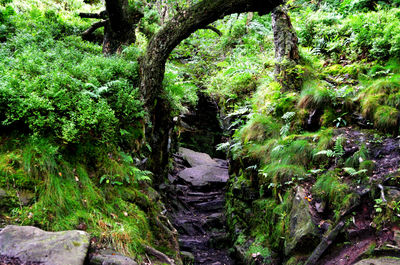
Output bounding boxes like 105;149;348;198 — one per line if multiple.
374;105;399;132
312;170;354;220
345;144;368;168
295;6;400;60
298;80;333;110
0;6;146;153
0;4;14;41
0;137;160;258
238;114;281;144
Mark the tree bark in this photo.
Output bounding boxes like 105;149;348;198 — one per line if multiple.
140;0;283;183
102;0;143;55
271;5;301;92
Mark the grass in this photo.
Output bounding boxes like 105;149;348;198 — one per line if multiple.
239;114;281;144
373;105;399;133
0;136;174;260
359;76;400;134
298;80;333;110
312;170;355;221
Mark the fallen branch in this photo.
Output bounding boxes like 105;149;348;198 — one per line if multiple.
145;245;175;265
305;221;345;265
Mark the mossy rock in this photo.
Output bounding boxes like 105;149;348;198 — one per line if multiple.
0;225;90;265
285;187;320;256
354;257;400;265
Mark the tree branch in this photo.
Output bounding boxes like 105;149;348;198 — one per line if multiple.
79;10;107;19
144;246;174;265
82;20;107;40
203;25;222;36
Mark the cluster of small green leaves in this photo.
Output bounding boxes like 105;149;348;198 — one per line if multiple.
295;5;400;60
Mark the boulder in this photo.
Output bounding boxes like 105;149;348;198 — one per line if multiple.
90;249;138;265
354;257;400;265
177;165;229;187
178;148;218;167
0;225;90;265
285;187;320;256
180;251;194;264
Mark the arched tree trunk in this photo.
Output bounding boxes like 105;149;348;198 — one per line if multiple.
140;0;283;183
272;5;301;92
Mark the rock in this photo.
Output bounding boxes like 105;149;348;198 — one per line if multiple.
90;249;138;265
18;190;35;206
177;165;229;187
180;251;194;264
386;188;400;203
314;201;325;213
178;148;218;167
353;257;400;265
394;229;400;246
0;225;90;265
285;187;320;256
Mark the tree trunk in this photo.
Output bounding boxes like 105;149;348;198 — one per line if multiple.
140;0;283;183
103;0;143;55
272;5;301;92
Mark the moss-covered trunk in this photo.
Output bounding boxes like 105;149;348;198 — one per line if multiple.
140;0;282;183
272;6;301;92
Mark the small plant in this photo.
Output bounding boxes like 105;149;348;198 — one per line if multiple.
314;136;345;160
391;200;400;215
280;111;296;138
343;167;368;176
333;112;348;128
374;198;384;213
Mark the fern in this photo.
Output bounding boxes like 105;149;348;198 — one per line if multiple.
334;136;345;156
343;167;368;176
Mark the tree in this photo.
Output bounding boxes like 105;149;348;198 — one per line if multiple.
139;0;283;182
271;5;301;92
80;0;143;55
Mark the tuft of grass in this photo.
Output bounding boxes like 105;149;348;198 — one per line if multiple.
269;140;313;167
359;76;400;134
260;163;306;186
298;80;333;110
239;114;281;144
312;171;354;220
373;105;399;133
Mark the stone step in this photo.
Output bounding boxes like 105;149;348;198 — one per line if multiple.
179;235;209;252
193;199;225;212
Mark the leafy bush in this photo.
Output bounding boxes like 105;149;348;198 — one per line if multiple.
0;7;145;151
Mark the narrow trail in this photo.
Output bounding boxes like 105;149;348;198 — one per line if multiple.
165;148;234;265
